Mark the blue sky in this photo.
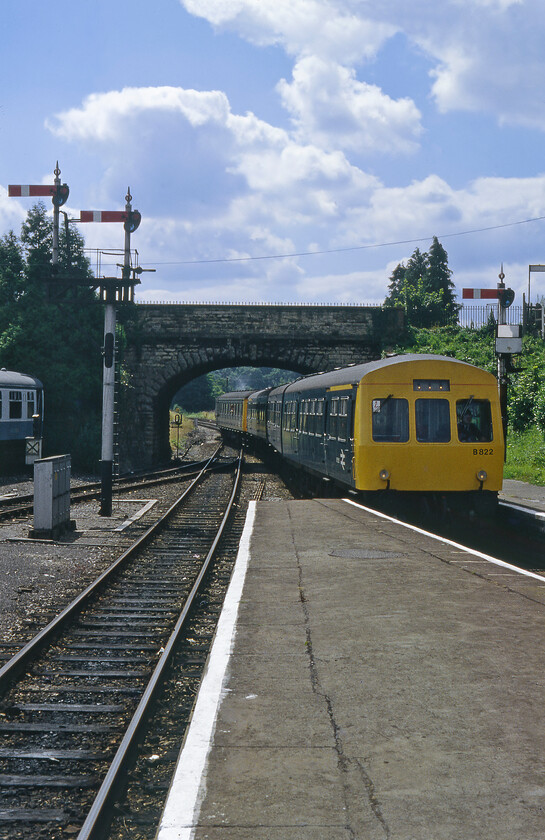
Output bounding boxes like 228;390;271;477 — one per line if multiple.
2;0;545;307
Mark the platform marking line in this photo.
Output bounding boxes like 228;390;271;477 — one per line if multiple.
343;499;545;583
156;501;257;840
500;500;545;520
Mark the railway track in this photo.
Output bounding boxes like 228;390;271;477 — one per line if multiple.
0;455;235;523
0;449;247;839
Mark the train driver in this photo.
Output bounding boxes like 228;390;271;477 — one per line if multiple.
458;410;482;442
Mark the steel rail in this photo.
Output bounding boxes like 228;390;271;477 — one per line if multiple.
0;447;224;696
77;451;244;840
0;455;232;521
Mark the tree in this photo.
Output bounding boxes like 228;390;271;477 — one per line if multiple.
0;231;25;333
385;262;406;302
383;237;459;327
0;203;104;470
427;236;459;323
404;247;429;288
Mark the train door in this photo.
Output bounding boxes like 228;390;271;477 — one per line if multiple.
324;390;356;486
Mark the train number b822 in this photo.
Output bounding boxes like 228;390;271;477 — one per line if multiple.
473;448;494;456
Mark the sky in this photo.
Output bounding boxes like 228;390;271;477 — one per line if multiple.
2;0;545;308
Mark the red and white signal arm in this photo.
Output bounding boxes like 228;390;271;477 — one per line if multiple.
463;287;515;307
80;210;141;232
80;211;128;223
9;185;55;197
8;184;69;206
462;288;499;299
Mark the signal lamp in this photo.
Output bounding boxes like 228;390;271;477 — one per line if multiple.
476;469;488;482
379;469;390;481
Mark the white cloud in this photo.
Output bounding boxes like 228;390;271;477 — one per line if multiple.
278;56;422;154
46;86;231;142
180;0;396;63
44;73;545;305
294;267;390;303
181;0;545;132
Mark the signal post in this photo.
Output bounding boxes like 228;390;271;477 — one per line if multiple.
463;267;522;457
80;189;143;516
8;168;150;516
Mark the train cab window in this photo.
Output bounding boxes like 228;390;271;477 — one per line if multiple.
415;399;450;442
9;391;22;419
456;399;493;442
372;398;409;442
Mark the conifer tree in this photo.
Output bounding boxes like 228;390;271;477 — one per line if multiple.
383;237;459;327
0;203;103;469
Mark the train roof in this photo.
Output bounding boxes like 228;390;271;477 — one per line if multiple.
271;354;493;396
247;387;274;403
0;369;43;389
215;390;255;402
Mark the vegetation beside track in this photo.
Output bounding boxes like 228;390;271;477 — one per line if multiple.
169;410;215;455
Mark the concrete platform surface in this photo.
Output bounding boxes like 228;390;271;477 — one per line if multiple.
158;498;545;840
501;478;545;513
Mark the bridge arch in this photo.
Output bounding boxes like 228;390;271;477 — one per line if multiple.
119;303;404;469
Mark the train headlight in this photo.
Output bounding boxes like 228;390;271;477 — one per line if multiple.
476;469;488;482
379;469;390;481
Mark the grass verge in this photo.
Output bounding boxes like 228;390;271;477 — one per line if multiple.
505;426;545;485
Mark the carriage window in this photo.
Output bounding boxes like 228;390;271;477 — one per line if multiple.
9;391;22;419
415;399;450;442
328;399;338;438
282;402;290;431
26;391;35;419
456;399;493;442
301;401;308;433
372;398;409;442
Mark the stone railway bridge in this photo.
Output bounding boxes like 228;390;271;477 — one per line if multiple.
119;302;405;470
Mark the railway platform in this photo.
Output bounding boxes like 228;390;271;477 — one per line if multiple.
501;477;545;513
158;496;545;840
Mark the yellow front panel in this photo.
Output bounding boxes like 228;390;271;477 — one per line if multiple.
242;399;248;433
354;359;504;492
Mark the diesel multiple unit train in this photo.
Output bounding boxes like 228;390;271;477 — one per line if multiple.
215;354;504;515
0;369;43;471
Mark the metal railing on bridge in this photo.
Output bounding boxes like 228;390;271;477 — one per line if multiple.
457;304;524;329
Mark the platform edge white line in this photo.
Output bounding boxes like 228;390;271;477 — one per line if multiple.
343;498;545;583
156;500;257;840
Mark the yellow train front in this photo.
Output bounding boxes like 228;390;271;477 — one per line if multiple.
352;355;503;514
216;355;504;517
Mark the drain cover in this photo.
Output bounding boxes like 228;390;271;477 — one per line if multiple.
328;549;403;560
